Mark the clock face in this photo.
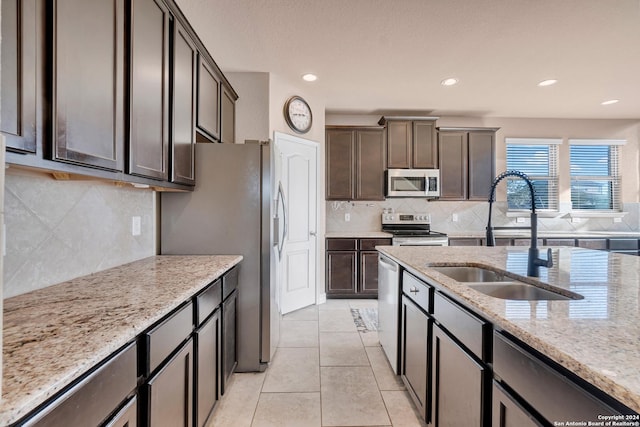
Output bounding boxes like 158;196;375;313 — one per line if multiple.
284;96;312;133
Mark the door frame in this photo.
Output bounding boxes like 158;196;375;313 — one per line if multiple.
273;131;321;311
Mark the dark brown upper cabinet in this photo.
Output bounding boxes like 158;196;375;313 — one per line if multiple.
197;56;222;141
1;0;39;153
129;0;170;180
221;85;237;144
52;0;125;171
326;127;385;201
378;117;438;169
170;19;197;186
438;127;497;201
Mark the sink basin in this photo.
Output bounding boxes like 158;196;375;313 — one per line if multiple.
467;282;574;301
430;266;510;282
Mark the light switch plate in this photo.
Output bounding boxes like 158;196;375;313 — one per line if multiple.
132;216;141;236
344;213;351;222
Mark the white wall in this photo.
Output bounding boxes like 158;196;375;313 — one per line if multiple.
3;169;156;297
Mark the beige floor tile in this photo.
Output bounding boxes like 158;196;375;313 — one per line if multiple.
283;304;319;321
320;366;391;426
348;299;379;310
318;299;351;310
251;392;321;427
366;346;405;391
381;390;428;427
207;372;266;427
320;332;369;366
319;308;358;332
278;320;319;347
359;330;381;347
262;347;320;392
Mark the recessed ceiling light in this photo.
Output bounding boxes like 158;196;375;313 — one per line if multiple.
441;78;459;86
302;73;317;82
537;79;558;87
601;99;619;106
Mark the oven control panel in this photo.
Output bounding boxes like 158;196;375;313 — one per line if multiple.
381;212;431;225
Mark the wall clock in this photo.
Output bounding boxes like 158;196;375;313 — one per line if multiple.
283;95;312;134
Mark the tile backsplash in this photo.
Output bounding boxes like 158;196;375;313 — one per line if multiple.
326;199;640;235
4;171;156;298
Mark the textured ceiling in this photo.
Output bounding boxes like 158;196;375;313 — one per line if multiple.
177;0;640;119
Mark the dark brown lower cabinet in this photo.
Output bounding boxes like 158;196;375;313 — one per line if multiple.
432;324;485;427
327;250;357;295
221;289;238;395
146;338;194;427
195;309;220;427
360;251;381;295
492;382;542;427
104;396;138;427
401;295;431;421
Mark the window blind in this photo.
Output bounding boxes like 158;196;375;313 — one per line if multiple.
569;143;621;211
505;143;559;210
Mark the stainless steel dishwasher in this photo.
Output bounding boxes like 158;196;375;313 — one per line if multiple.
378;253;400;374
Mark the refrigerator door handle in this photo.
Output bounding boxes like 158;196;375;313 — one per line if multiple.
275;181;287;258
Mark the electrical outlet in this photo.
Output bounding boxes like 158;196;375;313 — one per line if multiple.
516;217;526;223
132;216;141;236
571;217;581;223
345;213;351;222
452;214;458;222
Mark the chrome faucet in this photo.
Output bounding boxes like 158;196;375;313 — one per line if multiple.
486;170;553;277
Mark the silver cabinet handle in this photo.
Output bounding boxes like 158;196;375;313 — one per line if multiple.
410;287;419;294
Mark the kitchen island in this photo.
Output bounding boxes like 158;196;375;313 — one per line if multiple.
377;245;640;420
1;255;242;425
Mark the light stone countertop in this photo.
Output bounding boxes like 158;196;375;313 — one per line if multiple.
447;231;640;239
325;231;393;239
1;255;242;425
378;245;640;413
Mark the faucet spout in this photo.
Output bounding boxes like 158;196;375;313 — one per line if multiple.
485;170;553;277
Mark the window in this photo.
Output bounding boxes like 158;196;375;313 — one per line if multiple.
505;138;560;211
569;139;624;211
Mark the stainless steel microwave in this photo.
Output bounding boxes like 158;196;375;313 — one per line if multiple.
386;169;440;198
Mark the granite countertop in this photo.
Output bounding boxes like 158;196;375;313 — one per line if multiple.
447;230;640;239
325;231;393;238
1;255;242;425
378;245;640;413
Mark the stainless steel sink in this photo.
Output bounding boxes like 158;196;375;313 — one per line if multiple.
467;282;574;301
430;265;582;301
430;266;510;282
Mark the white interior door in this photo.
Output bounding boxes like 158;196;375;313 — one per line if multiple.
274;132;318;315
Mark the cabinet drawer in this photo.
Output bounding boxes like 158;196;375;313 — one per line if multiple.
608;238;639;250
327;238;358;251
433;292;488;360
577;239;607;250
144;302;193;375
544;238;575;247
493;332;622;423
402;271;432;313
196;279;222;326
360;238;392;251
23;342;137;427
223;266;239;300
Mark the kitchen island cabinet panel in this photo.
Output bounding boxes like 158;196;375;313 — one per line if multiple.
129;0;170;180
1;0;39;153
52;0;125;171
143;301;193;376
104;396;138;427
492;382;542;427
195;309;220;427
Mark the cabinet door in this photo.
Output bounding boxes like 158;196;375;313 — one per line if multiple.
468;131;495;200
413;121;437;169
401;296;431;421
221;85;236;144
492;382;542;427
387;121;412;168
53;0;124;170
326;251;357;295
432;325;485;427
171;20;197;186
129;0;170;180
355;129;385;200
438;131;468;200
1;0;38;153
360;251;380;295
146;338;193;427
326;129;355;200
195;309;220;427
104;396;137;427
197;57;221;140
221;290;238;395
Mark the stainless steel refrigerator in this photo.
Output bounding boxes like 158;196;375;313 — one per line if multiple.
160;141;279;372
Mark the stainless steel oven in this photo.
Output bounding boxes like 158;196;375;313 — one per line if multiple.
382;212;448;246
